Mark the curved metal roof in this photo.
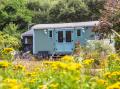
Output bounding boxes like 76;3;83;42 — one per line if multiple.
22;21;99;37
32;21;99;30
21;29;33;37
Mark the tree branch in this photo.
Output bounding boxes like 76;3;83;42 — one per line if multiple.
111;29;120;38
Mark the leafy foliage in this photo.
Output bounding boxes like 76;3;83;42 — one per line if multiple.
49;0;89;22
0;23;21;50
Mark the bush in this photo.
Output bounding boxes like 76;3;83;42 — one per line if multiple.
1;48;14;61
86;40;115;54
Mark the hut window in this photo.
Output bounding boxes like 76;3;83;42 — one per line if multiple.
25;38;28;44
77;29;81;36
58;31;63;42
49;30;52;37
66;31;72;42
24;37;32;44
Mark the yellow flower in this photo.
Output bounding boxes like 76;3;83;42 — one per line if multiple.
49;83;59;89
111;71;120;76
57;62;68;69
61;55;74;62
28;79;36;84
3;78;22;89
13;64;25;71
83;59;94;65
67;63;82;71
108;54;120;61
26;72;37;77
104;71;120;79
33;67;40;71
106;82;120;89
96;79;107;85
4;78;18;85
104;72;111;78
0;61;9;68
2;48;14;54
39;85;48;89
43;61;53;65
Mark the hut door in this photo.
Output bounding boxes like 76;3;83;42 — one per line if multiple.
65;30;74;52
55;29;74;53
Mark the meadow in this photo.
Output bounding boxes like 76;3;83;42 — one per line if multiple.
0;48;120;89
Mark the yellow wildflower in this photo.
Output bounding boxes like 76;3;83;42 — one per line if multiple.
33;67;40;71
61;55;74;62
28;79;36;84
108;54;120;61
2;48;14;54
104;71;120;79
67;63;82;71
106;82;120;89
39;85;48;89
58;62;68;69
49;83;59;89
96;79;107;85
0;61;9;68
13;64;25;71
26;72;37;77
3;78;22;89
83;59;94;65
104;72;111;78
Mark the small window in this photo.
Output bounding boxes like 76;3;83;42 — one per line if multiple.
25;38;28;44
77;30;81;36
66;31;72;42
49;31;52;37
58;31;63;42
24;37;32;44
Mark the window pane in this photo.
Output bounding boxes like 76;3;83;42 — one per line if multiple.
66;31;71;42
49;31;52;37
58;31;63;42
24;37;32;44
77;30;81;36
25;38;28;44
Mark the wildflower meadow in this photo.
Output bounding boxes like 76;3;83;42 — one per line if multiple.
0;48;120;89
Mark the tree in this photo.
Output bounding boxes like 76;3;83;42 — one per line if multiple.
94;0;120;52
27;0;52;23
84;0;105;20
49;0;89;23
0;0;33;31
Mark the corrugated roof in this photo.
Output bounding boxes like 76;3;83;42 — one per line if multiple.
32;21;99;29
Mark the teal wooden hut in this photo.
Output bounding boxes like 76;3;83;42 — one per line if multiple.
22;21;99;55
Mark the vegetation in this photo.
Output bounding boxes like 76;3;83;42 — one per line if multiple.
0;54;120;89
94;0;120;52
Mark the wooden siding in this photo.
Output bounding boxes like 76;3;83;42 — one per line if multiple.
33;27;95;54
33;29;54;54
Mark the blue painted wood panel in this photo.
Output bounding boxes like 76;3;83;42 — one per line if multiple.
33;27;96;54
